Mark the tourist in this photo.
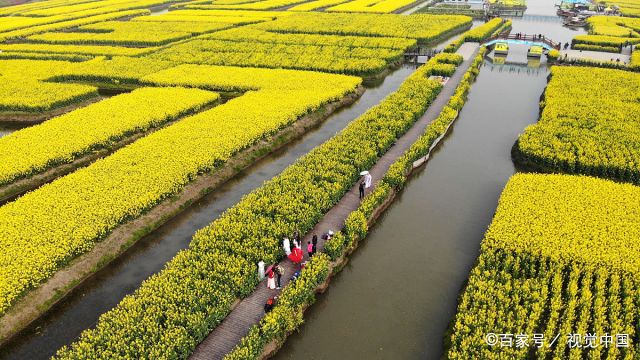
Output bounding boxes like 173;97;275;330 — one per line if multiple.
283;237;291;256
293;230;301;245
293;236;300;250
264;297;276;313
258;260;265;281
312;236;318;256
289;246;304;267
308;234;318;257
290;270;301;283
266;267;276;290
359;180;365;200
274;262;284;289
364;172;372;189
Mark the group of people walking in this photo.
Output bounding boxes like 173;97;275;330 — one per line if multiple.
258;230;335;291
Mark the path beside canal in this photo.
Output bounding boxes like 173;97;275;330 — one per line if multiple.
189;42;480;360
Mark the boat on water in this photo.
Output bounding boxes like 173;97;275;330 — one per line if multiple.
563;15;588;26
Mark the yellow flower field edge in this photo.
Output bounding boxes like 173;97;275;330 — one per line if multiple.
416;4;486;18
251;12;472;44
572;42;624;52
24;20;239;47
445;173;640;359
53;55;454;359
49;57;176;85
571;34;640;52
325;0;417;14
0;81;98;114
0;87;219;187
288;0;350;11
325;49;486;260
513;66;640;184
224;254;332;360
443;18;509;53
203;26;416;49
551;54;638;71
0;10;151;42
585;16;640;38
631;50;640;70
146;39;396;76
0;43;158;57
0;67;360;319
0;52;91;62
0;59;99;113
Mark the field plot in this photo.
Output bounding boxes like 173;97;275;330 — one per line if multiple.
250;12;470;42
182;0;420;12
0;59;98;113
325;0;417;14
514;67;640;184
26;20;242;46
288;0;351;11
572;16;640;52
447;173;640;359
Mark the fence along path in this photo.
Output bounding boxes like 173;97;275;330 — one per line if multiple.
189;43;481;360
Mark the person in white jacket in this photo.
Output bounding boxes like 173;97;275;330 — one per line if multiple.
364;172;372;188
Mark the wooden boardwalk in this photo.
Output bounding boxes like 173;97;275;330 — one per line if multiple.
189;43;480;360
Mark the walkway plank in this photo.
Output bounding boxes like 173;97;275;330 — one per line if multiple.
189;43;480;360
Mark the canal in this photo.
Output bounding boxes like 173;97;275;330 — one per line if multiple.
273;1;585;359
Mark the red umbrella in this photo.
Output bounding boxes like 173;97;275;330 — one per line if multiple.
288;247;303;264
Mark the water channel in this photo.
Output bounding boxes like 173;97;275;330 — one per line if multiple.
0;3;587;358
274;2;586;359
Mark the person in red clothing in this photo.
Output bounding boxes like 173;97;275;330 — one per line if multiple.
266;267;276;290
